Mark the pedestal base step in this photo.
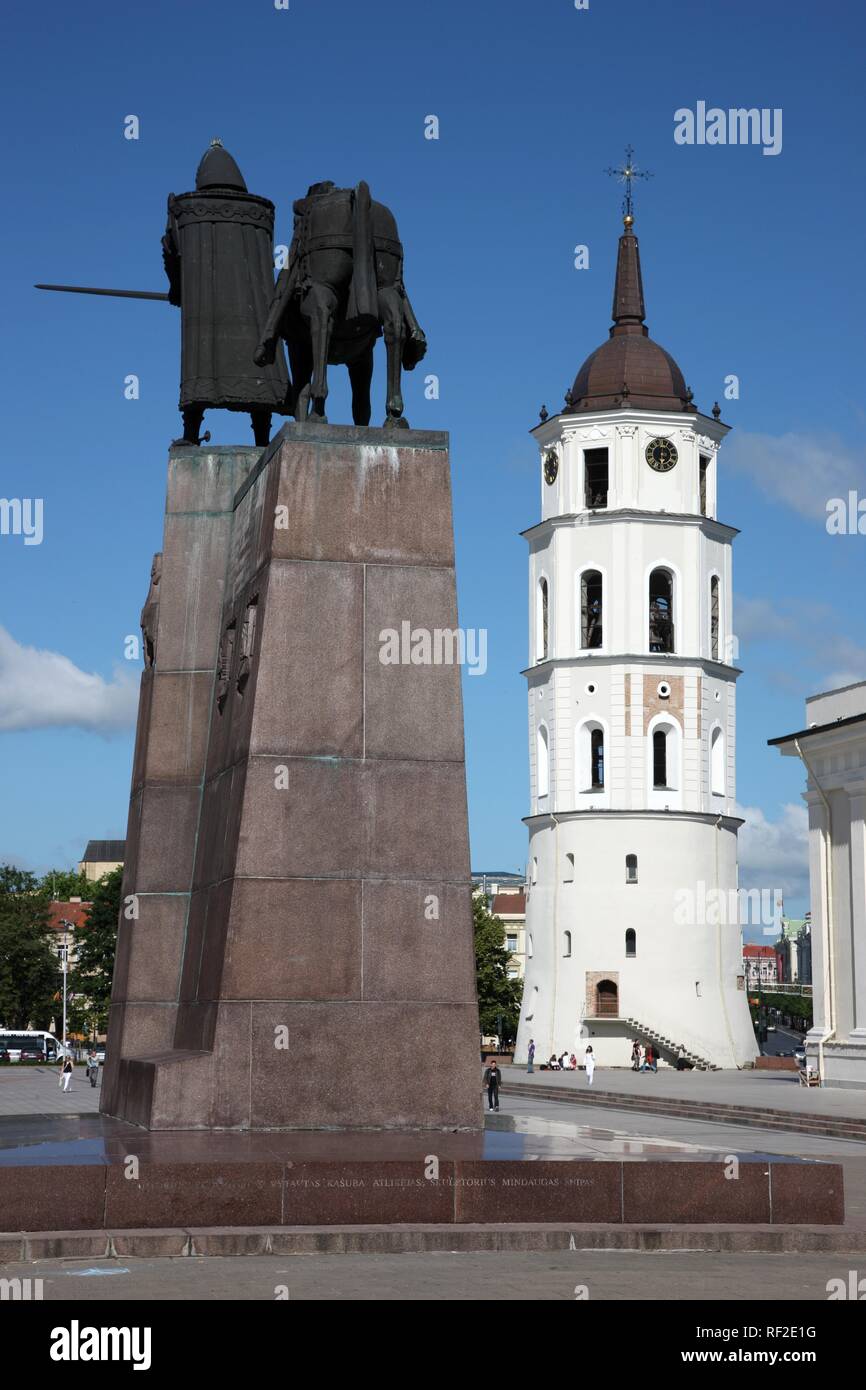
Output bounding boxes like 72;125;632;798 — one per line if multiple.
1;1222;861;1262
0;1155;843;1231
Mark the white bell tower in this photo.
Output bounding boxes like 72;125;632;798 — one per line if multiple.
515;196;757;1070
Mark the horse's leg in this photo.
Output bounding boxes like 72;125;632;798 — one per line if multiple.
378;286;407;427
301;283;337;422
287;330;313;422
348;350;374;426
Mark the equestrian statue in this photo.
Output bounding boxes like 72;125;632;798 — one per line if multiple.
254;180;427;428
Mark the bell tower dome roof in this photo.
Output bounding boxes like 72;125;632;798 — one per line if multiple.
566;215;694;415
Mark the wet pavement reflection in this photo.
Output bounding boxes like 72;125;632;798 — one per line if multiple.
0;1109;813;1167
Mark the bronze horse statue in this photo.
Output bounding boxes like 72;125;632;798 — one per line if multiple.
254;181;426;428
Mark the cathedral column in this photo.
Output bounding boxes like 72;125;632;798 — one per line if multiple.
847;784;866;1035
805;791;833;1038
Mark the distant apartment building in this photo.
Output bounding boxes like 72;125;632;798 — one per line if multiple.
492;891;527;980
46;898;91;967
472;871;527;980
78;840;125;882
775;915;812;986
471;870;525;904
743;944;777;988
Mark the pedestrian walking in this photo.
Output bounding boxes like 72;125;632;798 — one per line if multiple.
527;1038;535;1074
631;1041;641;1071
60;1056;73;1092
483;1059;502;1112
87;1051;99;1087
584;1045;596;1085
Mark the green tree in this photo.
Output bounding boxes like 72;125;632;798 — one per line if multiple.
39;867;93;901
473;891;523;1040
70;865;122;1035
0;865;61;1028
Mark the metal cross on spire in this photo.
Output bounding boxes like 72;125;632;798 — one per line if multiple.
604;144;653;222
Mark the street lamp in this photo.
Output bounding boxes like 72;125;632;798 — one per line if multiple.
58;920;74;1054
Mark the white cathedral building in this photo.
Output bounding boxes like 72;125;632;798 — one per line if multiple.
514;207;758;1071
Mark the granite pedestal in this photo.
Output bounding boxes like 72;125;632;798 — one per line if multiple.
0;1114;845;1232
101;424;481;1131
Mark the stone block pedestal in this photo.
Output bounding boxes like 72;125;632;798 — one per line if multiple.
101;424;481;1131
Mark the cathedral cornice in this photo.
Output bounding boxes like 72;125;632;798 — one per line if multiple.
531;409;731;444
523;808;745;830
522;653;742;680
522;509;739;544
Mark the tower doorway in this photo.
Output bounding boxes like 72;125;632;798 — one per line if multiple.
595;978;619;1016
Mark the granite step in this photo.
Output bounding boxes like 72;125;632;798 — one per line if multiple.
3;1224;865;1259
501;1082;866;1142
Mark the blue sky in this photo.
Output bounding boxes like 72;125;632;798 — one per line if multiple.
1;0;864;921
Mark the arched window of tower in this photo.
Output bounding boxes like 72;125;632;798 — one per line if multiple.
653;728;668;788
711;725;725;796
625;928;636;957
584;448;608;509
564;852;574;882
699;455;710;517
537;725;550;800
626;853;638;884
536;578;549;662
581;569;603;649
577;719;607;793
710;575;720;661
563;931;572;957
649;721;680;793
591;728;604;789
649;568;675;653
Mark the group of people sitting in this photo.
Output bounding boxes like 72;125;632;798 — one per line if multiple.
546;1050;578;1070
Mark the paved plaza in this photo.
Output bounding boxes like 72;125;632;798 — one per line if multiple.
2;1063;865;1301
0;1067;101;1117
0;1249;859;1301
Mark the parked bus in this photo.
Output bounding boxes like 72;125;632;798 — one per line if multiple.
0;1030;71;1062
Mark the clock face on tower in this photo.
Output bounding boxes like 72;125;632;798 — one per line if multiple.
645;437;678;472
543;450;559;485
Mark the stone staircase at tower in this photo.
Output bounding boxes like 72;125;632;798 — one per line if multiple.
623;1016;721;1072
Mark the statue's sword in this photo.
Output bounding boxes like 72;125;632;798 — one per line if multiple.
35;284;169;301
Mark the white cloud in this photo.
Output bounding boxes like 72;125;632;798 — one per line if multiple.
734;595;866;692
0;626;138;735
725;430;866;521
737;801;809;908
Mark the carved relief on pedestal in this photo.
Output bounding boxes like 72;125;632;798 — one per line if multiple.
237;595;259;694
139;553;162;669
